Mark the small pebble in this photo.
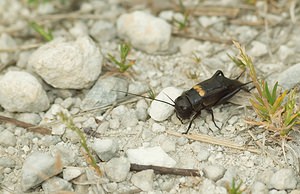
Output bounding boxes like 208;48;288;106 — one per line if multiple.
269;190;287;194
248;41;268;57
250;181;268;194
0;71;50;112
63;167;83;181
203;165;226;182
127;146;176;167
148;87;182;122
0;33;16;71
104;157;130;182
131;170;154;191
0;157;16;168
277;63;300;90
42;176;74;193
92;138;119;162
90;20;116;41
117;11;171;53
151;123;166;133
0;130;17;147
81;77;128;110
270;168;297;190
21;152;63;191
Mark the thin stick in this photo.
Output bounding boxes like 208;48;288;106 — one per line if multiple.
0;115;51;135
167;130;261;154
130;163;200;177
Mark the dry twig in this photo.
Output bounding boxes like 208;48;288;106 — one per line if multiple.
0;115;51;135
167;130;260;154
130;163;200;177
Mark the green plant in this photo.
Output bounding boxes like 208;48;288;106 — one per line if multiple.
173;0;190;30
107;43;135;73
30;22;53;41
147;88;157;100
231;41;300;137
226;178;245;194
58;112;102;176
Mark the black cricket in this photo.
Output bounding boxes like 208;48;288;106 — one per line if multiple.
120;70;251;134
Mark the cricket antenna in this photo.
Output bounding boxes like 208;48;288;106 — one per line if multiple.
114;90;175;107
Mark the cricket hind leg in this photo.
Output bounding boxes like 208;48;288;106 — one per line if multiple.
206;108;221;130
182;111;202;134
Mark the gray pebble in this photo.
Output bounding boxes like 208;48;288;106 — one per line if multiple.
127;146;176;167
16;113;41;125
151;123;166;133
0;157;16;168
63;167;83;181
108;119;120;130
92;138;119;162
82;117;98;129
199;179;227;194
0;130;16;147
104;157;130;182
0;71;50;112
121;109;138;128
21;152;63;191
277;63;300;89
203;165;226;182
270;168;297;190
196;149;210;161
251;181;268;194
117;11;171;53
81;77;128;110
103;182;118;193
0;33;16;71
90;20;116;42
269;190;287;194
42;176;73;193
248;41;268;57
131;169;154;191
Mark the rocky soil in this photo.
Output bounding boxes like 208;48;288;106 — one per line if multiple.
1;0;300;193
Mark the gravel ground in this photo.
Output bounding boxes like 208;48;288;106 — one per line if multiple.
1;0;300;193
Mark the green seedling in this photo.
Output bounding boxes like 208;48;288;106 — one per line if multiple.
58;112;102;176
173;0;190;30
226;178;245;194
231;41;300;137
107;43;135;73
30;22;53;41
147;88;157;100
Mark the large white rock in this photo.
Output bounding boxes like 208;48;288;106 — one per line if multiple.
117;11;171;53
148;87;182;122
127;146;176;167
0;71;50;112
29;36;103;89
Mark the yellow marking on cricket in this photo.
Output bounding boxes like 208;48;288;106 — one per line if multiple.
193;85;206;96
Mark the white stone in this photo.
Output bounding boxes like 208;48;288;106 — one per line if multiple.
42;176;73;193
117;11;171;53
127;146;176;167
0;130;16;147
131;170;154;191
278;45;293;61
148;87;182;122
248;41;268;57
90;20;116;41
92;138;119;162
277;63;300;89
151;122;166;133
69;21;88;37
21;152;63;191
0;71;49;112
63;167;83;181
270;168;297;190
29;37;102;89
104;157;130;182
203;165;226;182
251;181;268;194
199;179;227;194
0;33;16;71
